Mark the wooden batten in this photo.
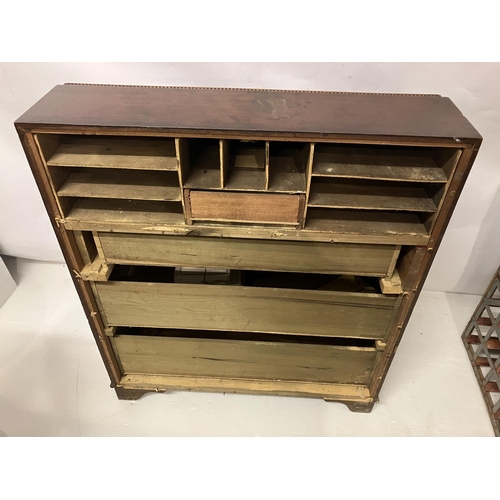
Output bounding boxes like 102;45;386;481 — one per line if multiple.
79;257;113;281
379;268;403;294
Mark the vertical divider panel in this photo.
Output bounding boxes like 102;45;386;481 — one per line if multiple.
220;139;229;189
265;141;270;191
386;245;402;279
74;231;98;268
427;149;463;234
92;231;106;260
302;143;315;228
33;134;71;218
176;138;190;223
176;138;190;186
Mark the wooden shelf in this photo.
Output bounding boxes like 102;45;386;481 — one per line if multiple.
306;208;428;240
308;182;437;212
65;198;184;226
57;170;181;201
47;137;177;170
225;168;267;191
312;145;448;183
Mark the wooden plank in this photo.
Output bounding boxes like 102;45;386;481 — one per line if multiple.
118;373;372;400
189;190;301;225
224;168;267;191
306;209;428;238
313;163;448;182
46;136;177;170
219;139;229;188
65;198;184;226
114;335;377;385
95;282;398;339
308;183;437;212
60;217;430;245
313;145;449;183
57;170;181;201
16;85;482;141
98;233;398;276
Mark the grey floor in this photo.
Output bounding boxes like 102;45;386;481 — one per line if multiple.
0;259;494;436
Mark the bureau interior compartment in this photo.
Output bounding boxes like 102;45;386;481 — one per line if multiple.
306;178;440;237
95;264;399;340
311;144;460;183
38;134;177;171
181;138;222;189
222;140;267;191
35;134;184;226
268;141;308;192
306;144;461;238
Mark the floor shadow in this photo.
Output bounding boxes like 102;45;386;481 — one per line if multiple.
1;255;19;285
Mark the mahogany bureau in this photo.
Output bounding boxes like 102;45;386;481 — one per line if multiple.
15;84;481;412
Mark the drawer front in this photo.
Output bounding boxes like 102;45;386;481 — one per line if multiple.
187;190;304;225
95;282;398;340
114;334;377;385
98;232;399;277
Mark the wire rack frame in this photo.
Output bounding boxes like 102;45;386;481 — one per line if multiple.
462;266;500;437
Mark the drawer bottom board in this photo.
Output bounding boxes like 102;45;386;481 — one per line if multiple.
113;335;377;385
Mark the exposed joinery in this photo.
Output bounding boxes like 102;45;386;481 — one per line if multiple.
308;180;438;212
57;169;181;201
46;136;177;170
312;144;450;183
79;257;114;281
64;198;184;226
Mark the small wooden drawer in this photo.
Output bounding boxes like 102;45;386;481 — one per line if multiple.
186;189;304;225
113;334;378;385
97;232;400;277
94;280;399;340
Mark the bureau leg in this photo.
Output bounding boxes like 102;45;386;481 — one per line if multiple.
115;387;156;401
324;399;376;413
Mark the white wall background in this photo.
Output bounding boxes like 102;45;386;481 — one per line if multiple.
1;62;499;294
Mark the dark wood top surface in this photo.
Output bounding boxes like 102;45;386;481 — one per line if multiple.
15;84;482;141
